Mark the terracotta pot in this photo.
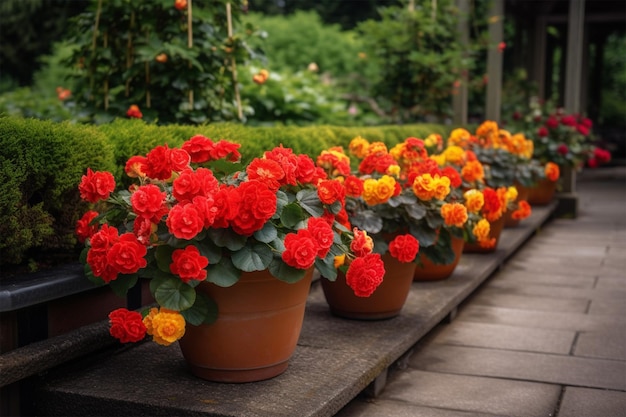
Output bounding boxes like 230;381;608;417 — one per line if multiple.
321;253;416;320
414;235;465;281
178;268;314;383
523;178;557;206
463;215;506;254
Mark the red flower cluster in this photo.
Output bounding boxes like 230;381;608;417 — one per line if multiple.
109;308;146;343
75;210;99;243
79;136;383;291
388;234;419;263
86;225;147;282
56;86;71;101
78;168;115;203
126;104;143;119
587;147;611;168
346;253;385;297
170;246;209;283
481;187;506;222
78;136;390;346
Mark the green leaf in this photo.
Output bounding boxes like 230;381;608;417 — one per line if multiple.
206;258;241;287
109;274;139;298
280;202;305;229
297;188;325;217
413;224;438;247
153;277;196;312
155;245;176;273
405;203;427;220
352;210;383;234
231;242;273;272
268;259;307;283
254;222;278;243
314;255;337;281
181;292;218;326
196;239;222;264
207;228;247;251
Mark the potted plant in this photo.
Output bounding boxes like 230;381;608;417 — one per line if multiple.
427;135;507;254
315;135;483;312
76;134;385;382
505;98;612;197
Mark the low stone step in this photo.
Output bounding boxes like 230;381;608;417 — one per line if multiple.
30;204;557;417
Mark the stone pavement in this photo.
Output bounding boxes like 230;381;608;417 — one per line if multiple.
337;167;626;417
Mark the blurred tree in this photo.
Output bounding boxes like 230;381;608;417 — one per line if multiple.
248;0;401;30
357;0;469;123
0;0;87;88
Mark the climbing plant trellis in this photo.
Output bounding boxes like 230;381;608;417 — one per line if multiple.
65;0;255;124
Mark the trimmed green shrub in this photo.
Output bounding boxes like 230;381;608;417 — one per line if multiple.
0;116;115;268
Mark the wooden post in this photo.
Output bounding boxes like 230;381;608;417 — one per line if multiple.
452;0;469;126
227;2;243;120
564;0;585;116
557;0;586;217
485;0;504;122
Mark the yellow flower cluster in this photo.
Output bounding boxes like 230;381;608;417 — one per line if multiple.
424;133;443;149
463;189;484;213
498;129;534;158
441;145;466;165
362;175;397;205
348;136;370;158
472;218;493;246
412;173;451;201
365;141;388;157
505;186;518;204
448;128;472;148
441;203;468;228
143;307;186;346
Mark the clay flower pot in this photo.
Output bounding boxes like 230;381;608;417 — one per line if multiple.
321;254;416;320
178;268;314;383
414;235;465;281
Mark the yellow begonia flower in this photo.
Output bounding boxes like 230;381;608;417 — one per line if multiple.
349;136;370;158
463;189;484;213
146;308;186;346
443;145;465;165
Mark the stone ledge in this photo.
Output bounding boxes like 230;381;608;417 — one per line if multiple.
0;263;94;313
30;203;557;417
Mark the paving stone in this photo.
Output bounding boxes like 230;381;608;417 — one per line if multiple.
595;276;626;290
484;280;626;301
504;259;599;278
456;305;626;333
371;370;560;417
494;269;595;288
603;256;626;268
429;321;575;354
469;291;589;313
588;297;626;315
507;254;603;270
408;344;626;391
574;331;626;361
516;243;607;258
558;387;626;417
599;263;626;276
336;397;497;417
